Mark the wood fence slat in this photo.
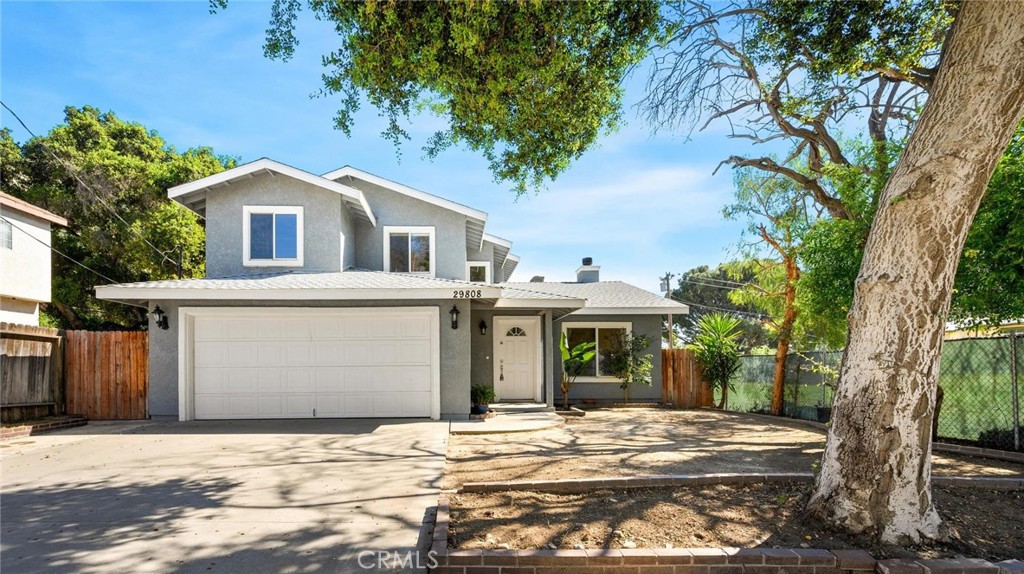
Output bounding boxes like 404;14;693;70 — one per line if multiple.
61;330;148;421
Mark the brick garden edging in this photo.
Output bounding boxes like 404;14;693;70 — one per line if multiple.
460;473;1024;494
0;416;88;440
429;493;1024;574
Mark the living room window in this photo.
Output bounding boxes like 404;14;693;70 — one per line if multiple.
563;322;631;379
243;206;303;266
384;226;435;276
466;262;491;283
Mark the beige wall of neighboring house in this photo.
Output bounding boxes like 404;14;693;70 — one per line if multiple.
0;193;67;325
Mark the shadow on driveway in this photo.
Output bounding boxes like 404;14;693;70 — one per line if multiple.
1;419;448;573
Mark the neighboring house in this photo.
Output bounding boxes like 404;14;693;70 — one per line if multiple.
0;192;68;326
95;159;687;421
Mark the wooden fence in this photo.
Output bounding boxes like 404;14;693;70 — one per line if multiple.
65;330;148;420
661;348;713;408
1;323;64;422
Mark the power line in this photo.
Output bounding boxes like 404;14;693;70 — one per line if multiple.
1;100;179;269
1;215;119;284
668;295;768;319
679;274;754;289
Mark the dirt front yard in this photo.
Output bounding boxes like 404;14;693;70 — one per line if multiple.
448;484;1024;561
443;409;1024;488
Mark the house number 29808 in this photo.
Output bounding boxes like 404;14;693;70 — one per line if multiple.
452;290;482;299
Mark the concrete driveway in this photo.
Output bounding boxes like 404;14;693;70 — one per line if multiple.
1;419;448;574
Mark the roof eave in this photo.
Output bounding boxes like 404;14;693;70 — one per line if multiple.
95;285;503;301
566;305;690;316
168;158;377;226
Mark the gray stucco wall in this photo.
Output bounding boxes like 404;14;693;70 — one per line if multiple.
339;176;469;280
147;298;472;421
467;242;495;282
552;314;664;403
204;173;350;277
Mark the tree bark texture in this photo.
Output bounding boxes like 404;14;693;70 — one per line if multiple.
809;1;1024;544
771;257;800;416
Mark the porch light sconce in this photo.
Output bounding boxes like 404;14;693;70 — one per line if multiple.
478;320;488;336
449;304;460;330
151;306;169;330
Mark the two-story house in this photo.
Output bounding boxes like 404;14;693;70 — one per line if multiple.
0;192;68;325
95;159;687;421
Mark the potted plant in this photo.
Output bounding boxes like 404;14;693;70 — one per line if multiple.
470;384;496;415
559;332;596;410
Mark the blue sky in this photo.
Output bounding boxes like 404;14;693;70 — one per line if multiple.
1;1;763;292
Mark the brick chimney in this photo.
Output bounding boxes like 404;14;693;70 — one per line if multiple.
576;257;600;283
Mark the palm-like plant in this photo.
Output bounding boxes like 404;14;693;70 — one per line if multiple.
688;313;743;409
560;332;596;410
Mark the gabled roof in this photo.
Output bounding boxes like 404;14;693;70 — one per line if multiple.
482;233;516;279
322;165;487;251
500;281;689;315
168;158;376;226
500;253;520;283
0;192;68;226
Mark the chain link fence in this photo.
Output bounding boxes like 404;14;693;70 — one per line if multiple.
725;334;1023;451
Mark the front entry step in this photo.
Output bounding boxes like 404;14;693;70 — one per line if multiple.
489;402;554;413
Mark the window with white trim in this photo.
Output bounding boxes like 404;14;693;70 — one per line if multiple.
243;206;303;266
563;322;631;379
1;219;12;250
466;261;491;283
384;226;435;276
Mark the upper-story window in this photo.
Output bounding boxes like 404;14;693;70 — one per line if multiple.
384;226;435;276
1;219;12;250
466;262;490;283
243;206;303;267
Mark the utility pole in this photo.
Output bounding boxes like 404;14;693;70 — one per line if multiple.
661;272;675;348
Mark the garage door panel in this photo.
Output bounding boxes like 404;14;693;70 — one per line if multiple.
284;342;313;365
191;308;436;420
224;369;258;393
257;395;284;417
284;394;314;417
194;368;224;393
227;395;258;417
315;394;343;416
195;395;226;419
225;318;260;341
256;342;285;367
285;368;315;392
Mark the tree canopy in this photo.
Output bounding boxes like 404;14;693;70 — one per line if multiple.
1;106;234;328
212;0;661;194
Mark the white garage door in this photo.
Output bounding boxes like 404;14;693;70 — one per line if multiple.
188;308;438;419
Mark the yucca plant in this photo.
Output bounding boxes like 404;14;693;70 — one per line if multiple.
688;313;743;409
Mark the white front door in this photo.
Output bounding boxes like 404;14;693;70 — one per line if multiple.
493;316;540;401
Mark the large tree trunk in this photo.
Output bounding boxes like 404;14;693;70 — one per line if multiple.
809;1;1024;544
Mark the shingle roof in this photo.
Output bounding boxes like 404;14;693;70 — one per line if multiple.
500;281;689;314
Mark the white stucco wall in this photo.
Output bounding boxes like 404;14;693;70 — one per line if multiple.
0;297;40;324
0;208;54;325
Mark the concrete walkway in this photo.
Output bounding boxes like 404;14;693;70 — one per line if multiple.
449;411;565;435
1;419;448;574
